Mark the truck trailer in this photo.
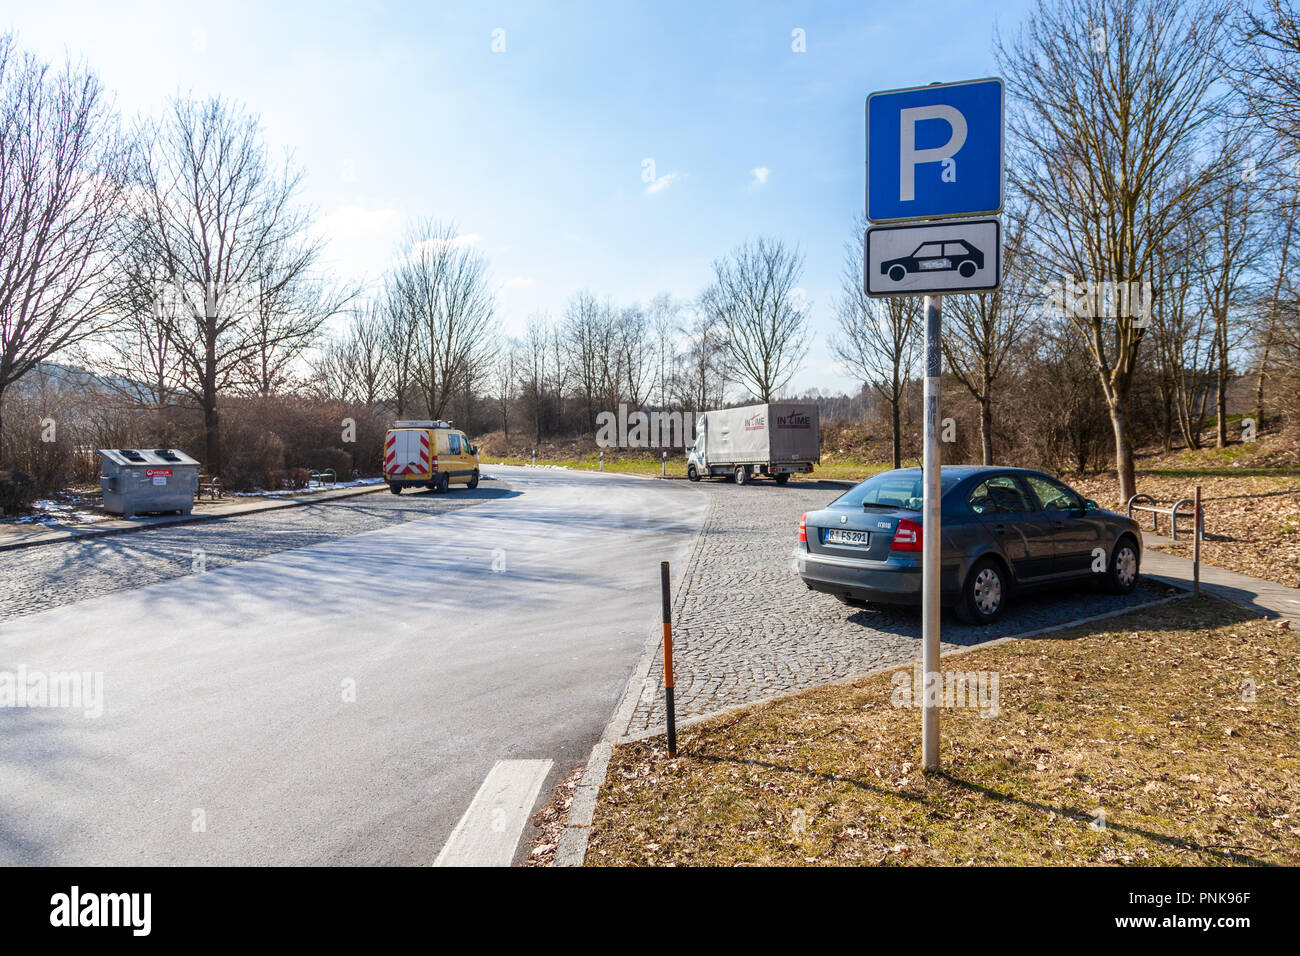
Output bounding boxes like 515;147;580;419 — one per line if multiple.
685;402;820;485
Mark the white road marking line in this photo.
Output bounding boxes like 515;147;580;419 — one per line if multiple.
434;759;553;867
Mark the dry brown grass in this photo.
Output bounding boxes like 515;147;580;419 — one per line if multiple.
587;598;1299;866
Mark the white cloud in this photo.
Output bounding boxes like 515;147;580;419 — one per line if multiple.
645;171;682;195
750;166;771;187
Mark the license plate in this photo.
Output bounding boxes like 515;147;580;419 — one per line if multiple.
824;528;869;546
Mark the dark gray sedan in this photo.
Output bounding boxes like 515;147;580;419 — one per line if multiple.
795;466;1142;624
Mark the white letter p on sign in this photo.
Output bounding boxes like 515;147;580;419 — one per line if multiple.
899;104;967;201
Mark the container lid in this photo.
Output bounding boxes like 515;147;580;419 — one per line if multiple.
98;448;201;466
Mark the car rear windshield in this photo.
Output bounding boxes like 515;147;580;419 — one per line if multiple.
834;472;961;511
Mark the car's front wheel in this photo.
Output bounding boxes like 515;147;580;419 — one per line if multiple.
955;557;1006;625
888;264;906;281
468;470;479;489
687;464;700;482
1106;536;1140;594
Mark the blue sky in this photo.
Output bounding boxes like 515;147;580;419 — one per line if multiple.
3;0;1036;394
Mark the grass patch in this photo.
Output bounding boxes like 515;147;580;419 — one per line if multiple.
587;598;1300;866
489;453;887;484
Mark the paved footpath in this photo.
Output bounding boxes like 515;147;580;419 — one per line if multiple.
623;480;1186;737
1142;534;1300;623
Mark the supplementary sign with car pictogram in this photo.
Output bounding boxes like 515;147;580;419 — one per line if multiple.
864;217;1000;296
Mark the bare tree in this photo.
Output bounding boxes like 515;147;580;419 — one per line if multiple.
1148;207;1216;450
315;301;390;406
0;33;126;462
647;292;680;407
1196;129;1267;447
491;337;519;441
130;95;329;475
388;220;497;422
1232;1;1300;156
563;290;610;432
998;0;1232;502
239;253;354;398
701;237;808;402
673;302;727;412
832;223;920;469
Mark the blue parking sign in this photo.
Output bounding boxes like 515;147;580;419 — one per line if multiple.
866;77;1003;223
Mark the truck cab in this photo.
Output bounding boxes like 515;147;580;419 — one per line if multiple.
384;420;480;494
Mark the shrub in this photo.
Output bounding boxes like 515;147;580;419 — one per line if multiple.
0;469;37;516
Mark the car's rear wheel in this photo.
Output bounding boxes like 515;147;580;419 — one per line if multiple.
734;465;748;485
1107;536;1140;594
955;557;1006;625
438;473;450;494
774;472;790;485
389;483;402;495
888;265;906;281
959;260;977;278
687;464;700;482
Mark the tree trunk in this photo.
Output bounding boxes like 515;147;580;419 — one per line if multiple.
979;396;993;466
1216;332;1228;449
1108;398;1137;506
890;395;902;470
204;398;221;478
0;384;6;470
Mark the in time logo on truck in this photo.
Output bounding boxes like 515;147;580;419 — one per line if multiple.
776;412;812;429
743;412;766;431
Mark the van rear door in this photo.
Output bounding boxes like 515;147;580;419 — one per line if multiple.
385;429;433;478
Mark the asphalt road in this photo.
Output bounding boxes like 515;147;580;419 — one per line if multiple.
0;466;707;865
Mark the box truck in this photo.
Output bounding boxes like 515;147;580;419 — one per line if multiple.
685;402;820;485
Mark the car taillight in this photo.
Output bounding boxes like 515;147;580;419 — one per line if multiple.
798;513;807;543
891;517;922;552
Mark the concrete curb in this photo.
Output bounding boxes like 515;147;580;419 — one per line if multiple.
0;482;391;553
617;586;1195;743
553;491;716;868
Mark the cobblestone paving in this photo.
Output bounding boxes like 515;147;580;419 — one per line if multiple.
0;482;513;624
626;478;1179;735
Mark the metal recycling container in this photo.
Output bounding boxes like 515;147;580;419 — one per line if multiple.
99;448;201;517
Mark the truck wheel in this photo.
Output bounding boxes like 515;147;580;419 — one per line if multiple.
437;474;450;494
687;465;700;482
734;465;747;485
468;470;479;489
774;473;790;485
389;483;402;495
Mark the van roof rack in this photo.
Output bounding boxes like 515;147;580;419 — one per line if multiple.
393;419;453;429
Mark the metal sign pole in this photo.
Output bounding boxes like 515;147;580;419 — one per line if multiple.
922;294;943;771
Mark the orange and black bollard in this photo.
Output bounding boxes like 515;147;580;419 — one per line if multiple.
660;560;677;757
1193;485;1202;597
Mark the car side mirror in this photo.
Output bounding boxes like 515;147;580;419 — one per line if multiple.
471;445;478;456
1084;499;1098;511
